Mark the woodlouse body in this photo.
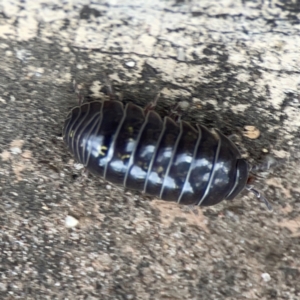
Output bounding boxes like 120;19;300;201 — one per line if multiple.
62;99;249;207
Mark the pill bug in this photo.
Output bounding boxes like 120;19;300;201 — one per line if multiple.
62;81;272;210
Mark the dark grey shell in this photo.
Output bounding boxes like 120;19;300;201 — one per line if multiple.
63;100;249;206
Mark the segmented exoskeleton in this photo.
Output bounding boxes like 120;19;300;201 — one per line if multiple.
63;96;272;206
62;81;271;209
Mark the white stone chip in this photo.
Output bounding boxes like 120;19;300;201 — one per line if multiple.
261;273;271;282
125;60;136;68
10;147;22;155
65;216;79;228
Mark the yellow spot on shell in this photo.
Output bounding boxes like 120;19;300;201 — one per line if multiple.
99;146;108;156
157;166;164;174
121;154;131;160
127;126;133;134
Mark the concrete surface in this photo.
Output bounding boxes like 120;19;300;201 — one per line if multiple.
0;0;300;299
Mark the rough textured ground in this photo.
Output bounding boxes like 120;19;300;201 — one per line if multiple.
0;0;300;299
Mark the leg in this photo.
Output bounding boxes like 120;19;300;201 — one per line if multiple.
169;103;182;123
245;185;273;211
250;155;278;173
144;92;161;114
103;73;115;101
73;79;84;106
73;167;90;192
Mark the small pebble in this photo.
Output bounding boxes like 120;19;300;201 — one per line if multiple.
177;47;185;61
65;216;79;228
243;125;260;139
261;272;271;282
74;163;84;170
125;60;136;68
16;49;30;61
178;101;189;110
0;282;7;292
10;147;22;155
62;46;70;52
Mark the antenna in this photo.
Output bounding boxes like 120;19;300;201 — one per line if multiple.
246;185;273;211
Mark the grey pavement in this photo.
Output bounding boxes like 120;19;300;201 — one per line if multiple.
0;1;299;299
